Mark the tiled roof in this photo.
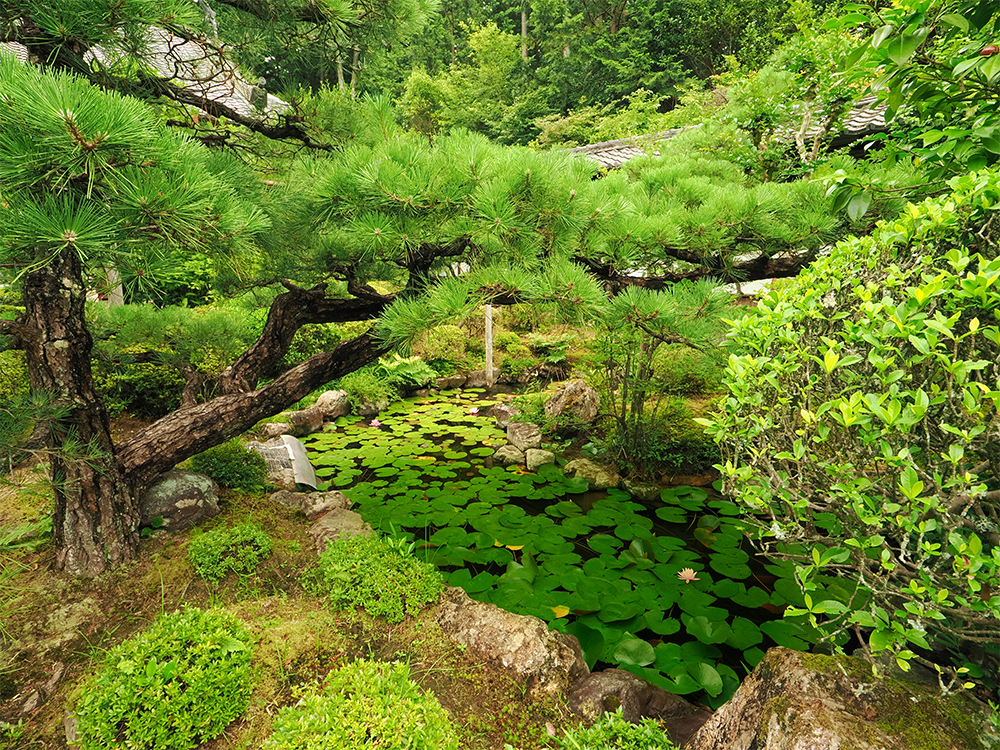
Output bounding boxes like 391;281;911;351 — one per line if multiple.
572;96;887;169
1;33;285;119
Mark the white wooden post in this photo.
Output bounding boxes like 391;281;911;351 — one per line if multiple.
485;303;494;386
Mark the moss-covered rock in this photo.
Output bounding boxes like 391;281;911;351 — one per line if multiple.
685;647;991;750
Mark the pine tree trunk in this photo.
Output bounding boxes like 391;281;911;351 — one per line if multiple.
20;247;138;577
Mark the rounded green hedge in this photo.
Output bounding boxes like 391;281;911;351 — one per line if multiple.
75;608;253;750
265;660;458;750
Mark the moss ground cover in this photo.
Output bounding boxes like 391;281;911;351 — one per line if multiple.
304;390;828;707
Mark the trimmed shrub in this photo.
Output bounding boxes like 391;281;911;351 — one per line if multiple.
188;523;273;581
310;534;443;623
264;660;458;750
558;707;675;749
75;608;253;750
188;439;268;490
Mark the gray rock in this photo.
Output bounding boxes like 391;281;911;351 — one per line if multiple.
684;647;993;750
435;587;588;697
465;369;489;388
268;467;297;490
286;405;325;436
139;469;220;530
435;374;467;389
569;669;711;747
526;448;556;472
493;402;521;428
313;389;350;419
507;421;542;452
413;389;431;398
494;444;525;466
544;379;600;424
272;489;352;521
622;478;661;503
260;422;291;439
307;508;374;552
357;397;390;418
565;458;620;490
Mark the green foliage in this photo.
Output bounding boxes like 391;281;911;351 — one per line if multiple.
591;282;726;474
284;323;344;368
75;608;253;750
337;367;401;412
558;707;675;749
411;324;469;373
376;354;438;389
651;345;724;395
264;659;458;750
188;439;269;490
706;168;1000;676
0;350;28;403
311;534;443;623
827;0;1000;178
188;523;274;581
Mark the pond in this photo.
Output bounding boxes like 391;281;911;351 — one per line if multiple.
303;389;826;708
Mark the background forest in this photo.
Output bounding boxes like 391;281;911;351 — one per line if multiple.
2;0;1000;747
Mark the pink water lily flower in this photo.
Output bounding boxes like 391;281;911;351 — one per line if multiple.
469;407;480;415
370;419;382;428
677;568;700;583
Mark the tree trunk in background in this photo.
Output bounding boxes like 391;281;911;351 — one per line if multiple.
20;248;138;577
521;9;529;59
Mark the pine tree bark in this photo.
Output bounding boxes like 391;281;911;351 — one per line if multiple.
20;248;138;577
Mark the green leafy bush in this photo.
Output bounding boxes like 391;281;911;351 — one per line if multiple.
188;439;268;490
310;534;443;623
558;708;675;749
93;346;186;419
264;660;458;750
188;523;273;581
651;345;724;395
377;354;437;389
284;322;343;368
338;367;400;412
706;169;1000;675
417;324;469;373
75;608;253;750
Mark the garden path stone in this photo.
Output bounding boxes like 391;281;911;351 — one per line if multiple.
271;489;351;520
564;458;620;490
507;422;541;451
568;668;710;747
494;444;525;466
435;586;588;697
139;469;220;530
544;379;600;424
526;448;556;471
684;647;992;750
307;508;373;552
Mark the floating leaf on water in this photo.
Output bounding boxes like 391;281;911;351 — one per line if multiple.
564;475;590;494
599;599;644;623
743;647;766;668
708;548;752;580
686;661;723;697
565;622;605;670
655;506;687;524
760;620;812;650
551;605;570;619
683;615;732;645
725;617;763;650
588;534;619;555
504;544;525;551
614;637;655;667
644;611;681;636
731;586;771;609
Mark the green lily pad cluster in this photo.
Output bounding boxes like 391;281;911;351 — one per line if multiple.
303;391;819;707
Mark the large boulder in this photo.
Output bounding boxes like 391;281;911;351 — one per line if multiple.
271;489;352;521
283;389;350;436
465;369;490;388
565;458;620;490
544;380;600;425
507;422;542;452
435;374;467;389
307;508;374;552
494;444;525;467
493;402;521;428
139;470;220;530
526;448;556;472
568;669;711;747
622;478;661;503
435;587;588;697
684;647;992;750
